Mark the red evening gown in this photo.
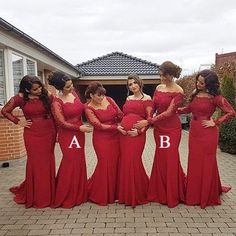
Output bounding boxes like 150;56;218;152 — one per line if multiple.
118;99;153;207
51;93;88;208
147;91;186;208
1;95;56;208
178;95;236;208
85;96;123;206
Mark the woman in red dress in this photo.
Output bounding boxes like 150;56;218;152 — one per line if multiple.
178;70;236;208
84;82;124;206
118;74;153;207
1;75;56;208
135;61;186;208
49;71;92;208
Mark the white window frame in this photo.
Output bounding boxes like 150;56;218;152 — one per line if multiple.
5;49;37;100
0;49;6;105
26;57;37;75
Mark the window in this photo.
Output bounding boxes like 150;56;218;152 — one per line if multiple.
0;50;6;105
27;59;36;75
2;50;37;100
12;53;24;95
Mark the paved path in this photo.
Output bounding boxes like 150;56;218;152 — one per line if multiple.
0;129;236;236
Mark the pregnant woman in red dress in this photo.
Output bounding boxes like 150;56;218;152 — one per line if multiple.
118;74;153;207
178;70;236;208
1;75;56;208
85;82;124;206
49;71;92;208
135;61;186;208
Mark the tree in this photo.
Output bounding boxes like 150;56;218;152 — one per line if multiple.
176;75;196;105
218;75;236;154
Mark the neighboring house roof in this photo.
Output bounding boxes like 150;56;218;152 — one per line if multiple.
0;17;79;72
77;51;160;76
216;51;236;58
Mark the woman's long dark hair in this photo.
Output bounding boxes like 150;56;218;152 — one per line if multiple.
191;69;221;101
19;75;51;114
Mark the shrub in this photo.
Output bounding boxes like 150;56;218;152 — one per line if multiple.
218;75;236;154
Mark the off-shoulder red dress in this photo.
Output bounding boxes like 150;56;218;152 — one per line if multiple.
147;91;186;208
178;95;236;208
118;99;153;207
85;96;123;206
51;93;88;208
1;95;56;208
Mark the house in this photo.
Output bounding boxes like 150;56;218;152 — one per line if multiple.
215;51;236;68
0;18;80;161
215;51;236;87
76;52;160;106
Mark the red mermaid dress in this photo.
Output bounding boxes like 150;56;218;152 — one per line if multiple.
118;99;153;207
1;95;56;208
51;93;88;208
147;91;186;208
85;96;123;206
178;95;236;208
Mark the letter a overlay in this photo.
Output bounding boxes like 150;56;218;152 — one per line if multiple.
69;135;81;148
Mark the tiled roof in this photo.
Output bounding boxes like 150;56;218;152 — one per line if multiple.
77;52;160;76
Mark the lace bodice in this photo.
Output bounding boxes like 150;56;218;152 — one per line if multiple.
85;96;123;131
149;91;183;124
123;99;153;119
178;95;236;125
1;94;52;124
51;93;84;130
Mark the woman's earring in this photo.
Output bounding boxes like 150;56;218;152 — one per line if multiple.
25;89;30;93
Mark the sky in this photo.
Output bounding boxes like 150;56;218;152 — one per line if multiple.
1;0;236;76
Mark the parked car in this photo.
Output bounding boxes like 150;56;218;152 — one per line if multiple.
179;114;190;130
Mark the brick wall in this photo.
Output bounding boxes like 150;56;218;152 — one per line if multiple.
215;52;236;87
0;108;26;161
215;52;236;66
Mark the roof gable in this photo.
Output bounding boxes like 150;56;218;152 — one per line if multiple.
77;52;159;76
